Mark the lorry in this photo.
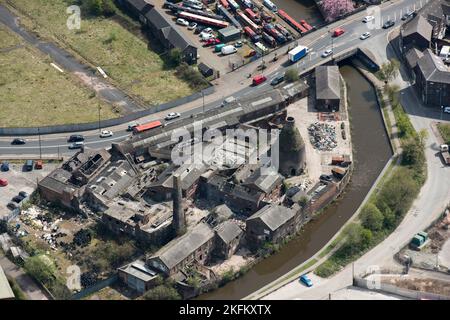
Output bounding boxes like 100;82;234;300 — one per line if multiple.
440;144;450;165
288;45;309;63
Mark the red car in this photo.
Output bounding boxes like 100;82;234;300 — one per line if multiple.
203;38;220;47
332;27;345;37
252;74;267;86
0;178;8;186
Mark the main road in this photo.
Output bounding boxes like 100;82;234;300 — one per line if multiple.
0;0;443;158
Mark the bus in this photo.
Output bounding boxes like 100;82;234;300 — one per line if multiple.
133;120;163;134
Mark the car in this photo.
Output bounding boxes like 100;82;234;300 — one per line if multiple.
245;49;257;58
0;178;8;187
299;274;313;287
195;25;207;34
203;38;220;47
25;160;34;171
35;160;43;170
100;130;113;138
444;107;450;114
401;11;415;20
1;162;9;172
68;141;84;149
67;135;84;142
382;20;395;29
200;33;214;41
321;49;333;58
252;74;267;86
363;15;374;23
165;112;181;120
320;174;332;182
12;195;25;203
176;18;189;26
360;32;371;40
11;138;26;145
7;202;19;210
188;22;197;30
332;27;345;37
202;27;213;34
234;41;243;48
270;74;285;86
19;191;29;198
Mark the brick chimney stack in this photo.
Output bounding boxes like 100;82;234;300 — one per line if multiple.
172;174;186;236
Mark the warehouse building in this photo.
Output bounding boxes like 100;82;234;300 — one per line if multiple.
218;26;241;43
315;65;341;111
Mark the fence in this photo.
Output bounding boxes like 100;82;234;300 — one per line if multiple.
0;86;215;136
70;274;119;300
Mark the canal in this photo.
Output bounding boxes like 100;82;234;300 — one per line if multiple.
199;65;393;300
271;0;325;28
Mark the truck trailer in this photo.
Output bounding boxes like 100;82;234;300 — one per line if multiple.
288;45;309;63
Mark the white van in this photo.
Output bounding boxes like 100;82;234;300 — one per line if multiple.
221;45;237;55
221;96;236;106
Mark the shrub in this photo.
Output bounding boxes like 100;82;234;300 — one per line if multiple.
168;48;183;67
360;203;384;232
82;0;116;17
284;68;299;83
143;284;181;300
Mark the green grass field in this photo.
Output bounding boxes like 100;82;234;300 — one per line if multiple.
7;0;194;105
0;25;118;127
437;123;450;145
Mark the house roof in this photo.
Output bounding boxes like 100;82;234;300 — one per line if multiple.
150;222;214;270
149;162;207;192
406;47;424;69
119;259;157;282
315;65;341;100
416;49;450;84
0;266;14;300
214;220;243;244
242;167;283;194
247;204;295;232
401;15;433;43
126;0;154;13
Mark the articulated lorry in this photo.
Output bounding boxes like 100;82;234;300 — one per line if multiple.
288;45;309;63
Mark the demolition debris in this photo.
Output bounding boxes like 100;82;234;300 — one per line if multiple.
308;122;338;151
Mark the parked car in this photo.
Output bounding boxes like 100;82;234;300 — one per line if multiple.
320;174;332;182
0;178;8;187
200;33;214;41
203;38;220;47
363;15;375;23
176;18;189;26
321;49;333;58
332;27;345;37
7;202;19;210
67;135;84;142
202;27;213;34
35;160;43;170
100;130;113;138
165;112;181;120
270;74;285;86
234;41;243;48
195;25;207;34
444;107;450;114
382;20;395;29
188;22;197;30
360;32;371;40
19;191;29;198
1;161;9;172
11;138;26;145
252;74;267;86
25;160;33;171
68;142;84;149
401;11;415;20
245;49;257;57
299;274;313;287
12;195;25;203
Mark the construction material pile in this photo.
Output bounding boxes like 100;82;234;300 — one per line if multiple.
308;122;337;151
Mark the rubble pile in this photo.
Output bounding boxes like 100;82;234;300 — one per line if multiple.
308;122;337;151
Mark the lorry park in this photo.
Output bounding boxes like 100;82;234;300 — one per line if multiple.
163;0;315;72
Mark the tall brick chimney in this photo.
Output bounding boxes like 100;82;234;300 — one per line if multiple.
172;174;186;236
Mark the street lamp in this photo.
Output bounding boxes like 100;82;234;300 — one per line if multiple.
441;105;444;121
98;104;101;132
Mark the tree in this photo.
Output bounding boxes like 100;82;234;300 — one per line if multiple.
284;68;299;83
401;139;425;167
319;0;355;22
24;255;55;285
143;284;181;300
82;0;116;16
378;60;400;82
168;48;183;67
360;203;384;232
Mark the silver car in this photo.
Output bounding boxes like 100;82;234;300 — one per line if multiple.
360;32;371;40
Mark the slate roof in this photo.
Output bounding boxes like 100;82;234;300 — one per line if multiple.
402;15;433;42
315;65;341;100
150;223;214;270
126;0;154;13
406;47;424;69
247;204;295;231
149;162;207;191
119;259;157;282
242;167;283;194
214;220;243;244
416;49;450;84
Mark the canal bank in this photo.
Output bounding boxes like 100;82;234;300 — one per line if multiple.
199;64;393;300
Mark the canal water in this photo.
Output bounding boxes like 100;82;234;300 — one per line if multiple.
271;0;325;28
199;65;393;300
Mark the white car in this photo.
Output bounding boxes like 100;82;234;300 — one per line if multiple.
100;130;113;138
203;27;213;34
200;33;214;41
321;49;333;58
360;32;371;40
188;22;197;30
444;107;450;114
176;18;189;26
363;15;374;23
165;112;181;120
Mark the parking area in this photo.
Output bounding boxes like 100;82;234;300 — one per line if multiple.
0;160;58;219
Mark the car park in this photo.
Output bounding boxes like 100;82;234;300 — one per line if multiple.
1;162;9;172
299;274;313;287
332;28;345;37
0;178;8;187
363;15;374;23
360;32;371;40
68;142;84;149
188;22;197;30
11;138;26;145
321;49;333;58
100;130;113;138
165;112;181;120
270;74;285;86
67;135;84;142
382;20;395;29
176;18;189;26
